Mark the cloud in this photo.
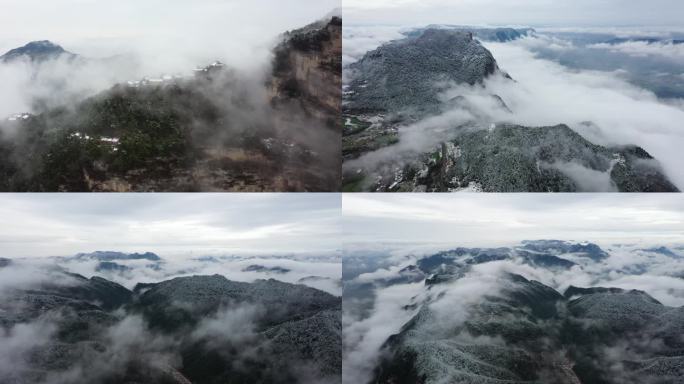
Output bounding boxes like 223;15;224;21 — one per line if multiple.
542;161;618;192
343;108;476;175
476;37;684;189
0;260;81;294
0;0;339;118
191;304;264;347
0;319;58;381
342;26;406;68
37;314;184;384
343;0;684;27
0;55;142;118
343;281;425;384
589;40;684;59
0;0;339;68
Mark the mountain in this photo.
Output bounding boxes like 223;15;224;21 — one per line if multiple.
373;273;573;384
0;265;341;384
342;28;678;192
413;242;586;277
0;40;77;63
95;261;133;273
385;124;678;192
132;275;341;383
242;264;291;274
345;29;504;116
74;250;162;261
520;239;610;261
0;16;342;192
641;246;681;258
405;25;536;42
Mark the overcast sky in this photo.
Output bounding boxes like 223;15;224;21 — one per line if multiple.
344;194;684;246
0;194;341;258
344;0;684;27
0;0;339;67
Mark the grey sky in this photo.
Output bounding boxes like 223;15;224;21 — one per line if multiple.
0;0;339;68
0;194;341;258
344;0;684;27
343;194;684;246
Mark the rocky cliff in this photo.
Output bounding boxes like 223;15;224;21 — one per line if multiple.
272;16;342;121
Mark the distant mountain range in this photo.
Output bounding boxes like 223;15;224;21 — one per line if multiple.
404;25;536;42
73;250;162;261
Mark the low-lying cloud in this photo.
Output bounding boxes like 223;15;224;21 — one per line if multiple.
589;40;684;59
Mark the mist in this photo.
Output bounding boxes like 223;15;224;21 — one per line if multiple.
344;0;684;28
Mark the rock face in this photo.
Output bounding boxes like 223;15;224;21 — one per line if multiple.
0;266;341;384
345;29;502;115
272;16;342;120
0;40;77;63
371;249;684;384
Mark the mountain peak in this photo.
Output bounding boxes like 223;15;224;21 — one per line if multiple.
346;27;501;115
1;40;74;62
25;40;62;48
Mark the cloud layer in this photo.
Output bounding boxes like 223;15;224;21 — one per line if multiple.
0;194;341;257
343;194;684;246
